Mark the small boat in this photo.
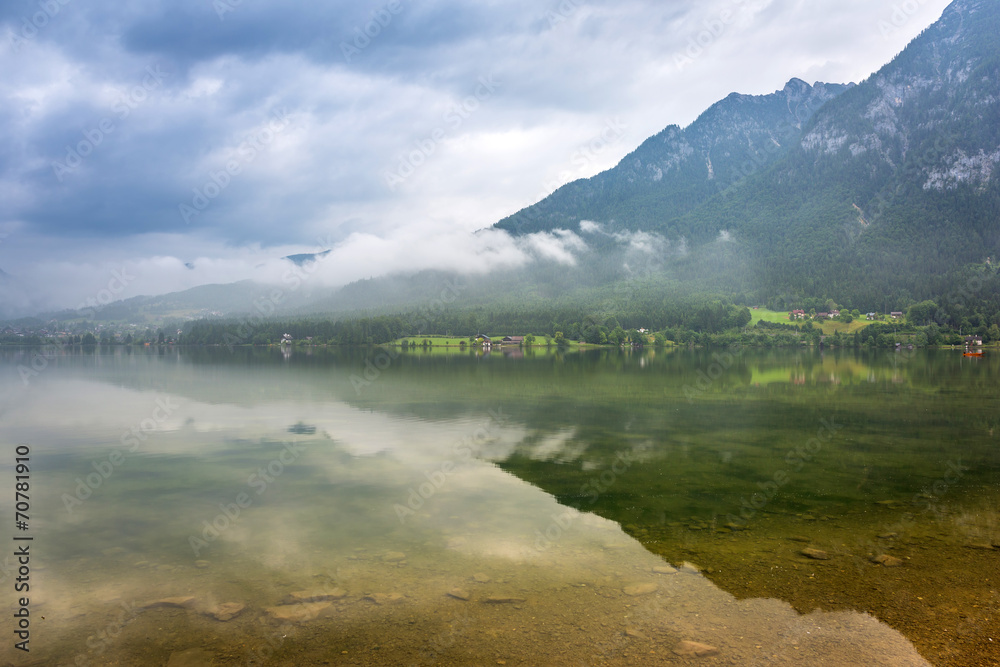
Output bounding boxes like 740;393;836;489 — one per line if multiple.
963;350;984;357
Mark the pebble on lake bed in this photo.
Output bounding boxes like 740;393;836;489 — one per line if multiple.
870;554;903;567
447;589;471;601
204;602;245;621
265;601;331;622
673;640;719;657
383;552;407;562
287;589;347;603
800;548;831;560
623;583;658;597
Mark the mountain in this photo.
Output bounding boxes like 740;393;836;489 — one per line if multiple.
719;0;1000;304
496;0;1000;308
2;252;344;324
495;78;852;238
284;250;332;266
9;0;998;327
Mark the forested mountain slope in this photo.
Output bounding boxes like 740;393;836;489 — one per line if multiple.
495;0;1000;307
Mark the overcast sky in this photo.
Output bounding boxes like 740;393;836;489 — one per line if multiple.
0;0;953;314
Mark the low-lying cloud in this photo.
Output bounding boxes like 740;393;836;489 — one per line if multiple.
2;224;596;317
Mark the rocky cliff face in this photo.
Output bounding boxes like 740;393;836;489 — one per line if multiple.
621;78;851;188
798;0;1000;194
494;78;850;236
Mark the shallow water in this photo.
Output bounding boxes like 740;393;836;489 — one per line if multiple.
0;346;996;665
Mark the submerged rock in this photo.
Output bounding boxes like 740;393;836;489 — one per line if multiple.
383;552;407;562
447;589;471;601
673;640;719;657
265;602;331;622
482;596;526;604
870;554;904;567
800;548;831;560
364;593;405;605
652;565;677;575
288;588;347;603
623;583;657;597
472;573;492;583
204;602;245;621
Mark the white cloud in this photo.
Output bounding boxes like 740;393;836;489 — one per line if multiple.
0;0;954;315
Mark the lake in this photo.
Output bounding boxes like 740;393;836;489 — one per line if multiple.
0;345;997;666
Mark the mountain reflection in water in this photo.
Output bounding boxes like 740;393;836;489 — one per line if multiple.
2;346;994;665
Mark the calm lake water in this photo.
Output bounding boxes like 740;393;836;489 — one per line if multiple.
0;345;997;666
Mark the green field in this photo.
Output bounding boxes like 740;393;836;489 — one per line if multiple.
750;307;877;336
817;318;877;335
749;307;797;325
393;336;471;347
391;336;590;350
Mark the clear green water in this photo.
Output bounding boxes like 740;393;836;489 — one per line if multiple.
0;346;996;665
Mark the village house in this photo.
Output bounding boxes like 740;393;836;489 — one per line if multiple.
966;335;984;346
790;310;806;319
502;336;525;345
891;312;904;319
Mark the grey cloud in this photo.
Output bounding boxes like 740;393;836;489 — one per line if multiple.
0;0;954;313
